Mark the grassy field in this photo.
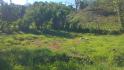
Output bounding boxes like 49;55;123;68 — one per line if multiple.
0;33;124;70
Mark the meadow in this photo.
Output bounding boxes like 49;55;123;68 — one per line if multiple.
0;33;124;70
0;1;124;69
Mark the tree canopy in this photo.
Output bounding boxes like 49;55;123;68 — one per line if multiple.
0;0;124;34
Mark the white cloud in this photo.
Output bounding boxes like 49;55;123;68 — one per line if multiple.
13;0;26;5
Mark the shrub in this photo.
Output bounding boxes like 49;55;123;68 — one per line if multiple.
113;53;124;66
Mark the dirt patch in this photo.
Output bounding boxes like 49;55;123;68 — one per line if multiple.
49;41;61;50
32;39;43;47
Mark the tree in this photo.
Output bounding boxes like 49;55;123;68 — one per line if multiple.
18;2;72;32
75;0;89;11
0;2;26;33
79;0;88;9
0;4;25;22
0;0;4;6
75;0;81;11
113;0;124;30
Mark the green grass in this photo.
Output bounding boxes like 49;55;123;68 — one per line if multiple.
0;33;124;70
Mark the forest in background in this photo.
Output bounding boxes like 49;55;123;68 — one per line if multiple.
0;0;124;34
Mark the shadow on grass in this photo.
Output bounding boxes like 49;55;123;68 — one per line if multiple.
42;30;77;38
22;29;78;39
0;28;123;38
62;28;123;35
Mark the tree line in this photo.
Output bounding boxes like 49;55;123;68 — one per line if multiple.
0;0;124;34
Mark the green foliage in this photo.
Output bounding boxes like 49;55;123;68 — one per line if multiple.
0;0;124;69
0;3;25;22
113;52;124;66
0;58;12;70
17;2;72;32
0;34;124;70
1;0;123;34
66;10;121;34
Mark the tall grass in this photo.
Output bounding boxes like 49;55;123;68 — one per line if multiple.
0;34;124;70
0;47;124;70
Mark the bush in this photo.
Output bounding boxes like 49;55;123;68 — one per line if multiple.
0;58;12;70
113;53;124;66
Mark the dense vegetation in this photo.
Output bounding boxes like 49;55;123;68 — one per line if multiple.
0;0;124;70
0;0;124;34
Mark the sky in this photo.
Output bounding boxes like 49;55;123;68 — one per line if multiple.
3;0;75;5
